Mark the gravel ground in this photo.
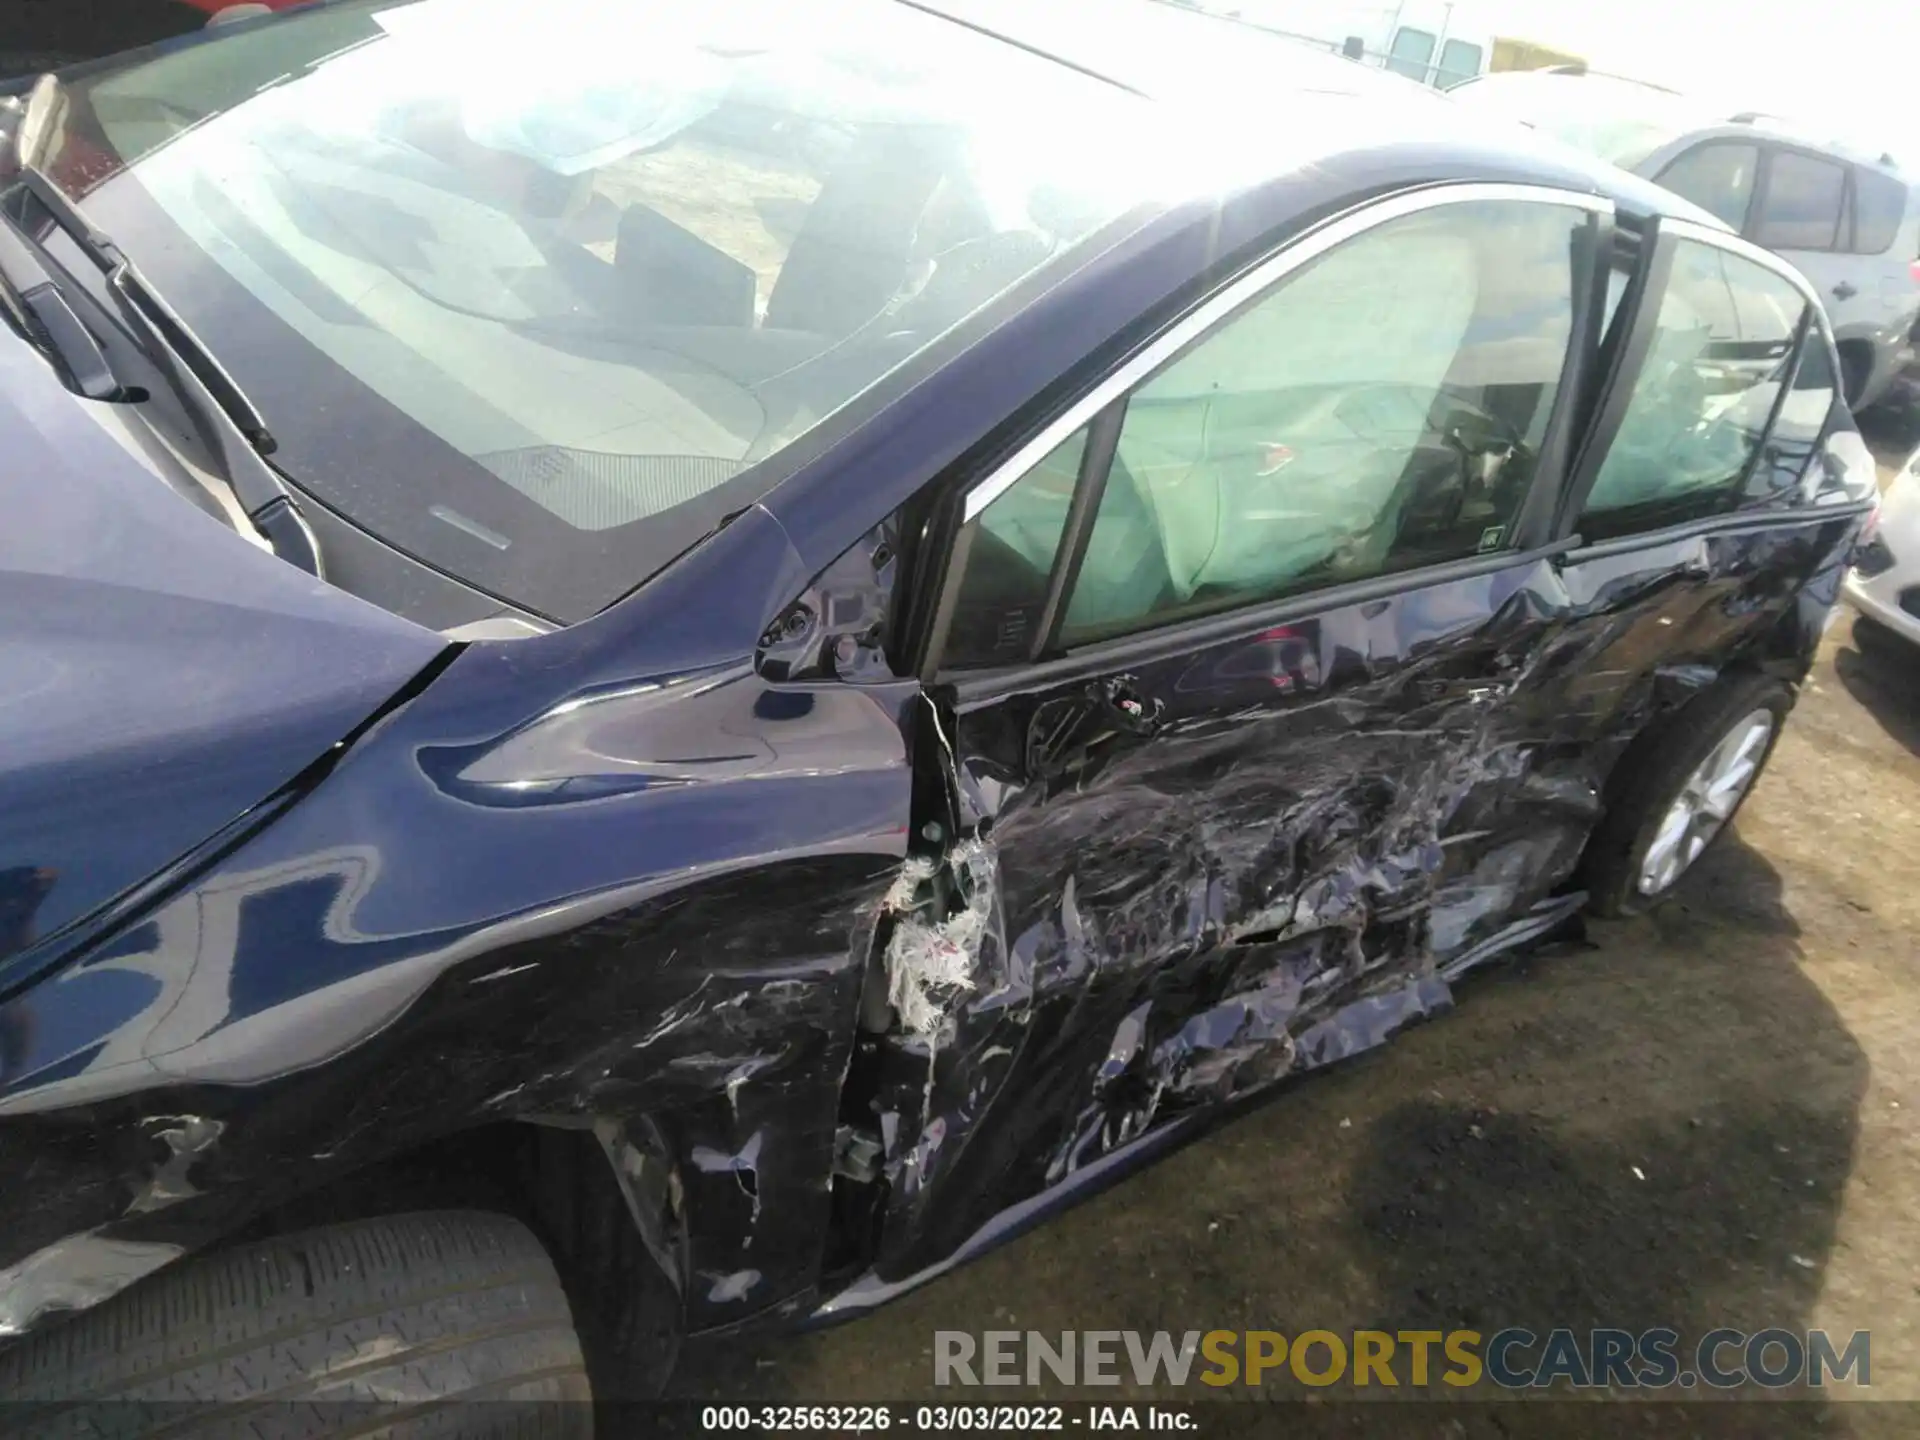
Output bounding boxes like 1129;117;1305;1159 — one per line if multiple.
673;388;1920;1433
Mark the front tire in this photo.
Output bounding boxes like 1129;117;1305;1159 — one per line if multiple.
0;1211;592;1438
1580;674;1793;917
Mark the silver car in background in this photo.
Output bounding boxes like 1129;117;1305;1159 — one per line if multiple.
1846;444;1920;651
1452;68;1920;413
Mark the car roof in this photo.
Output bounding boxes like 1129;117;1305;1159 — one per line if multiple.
910;0;1730;230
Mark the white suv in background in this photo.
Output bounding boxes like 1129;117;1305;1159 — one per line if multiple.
1846;445;1920;652
1452;69;1920;412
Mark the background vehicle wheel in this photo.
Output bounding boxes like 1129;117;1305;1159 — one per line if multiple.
1580;673;1794;917
0;1211;592;1438
1838;344;1872;412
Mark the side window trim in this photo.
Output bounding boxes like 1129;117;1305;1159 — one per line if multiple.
1551;503;1840;566
946;539;1586;704
960;182;1612;523
1555;216;1675;535
927;181;1615;680
1745;304;1817;487
1030;397;1127;662
1509;207;1617;549
1554;214;1833;546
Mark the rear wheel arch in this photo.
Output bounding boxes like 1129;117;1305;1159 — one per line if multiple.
1578;668;1794;915
1612;630;1804;774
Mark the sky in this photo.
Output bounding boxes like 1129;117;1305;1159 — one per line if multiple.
1478;0;1920;160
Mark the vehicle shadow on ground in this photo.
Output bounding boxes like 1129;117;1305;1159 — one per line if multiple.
1832;618;1920;759
1338;832;1867;1435
673;834;1869;1435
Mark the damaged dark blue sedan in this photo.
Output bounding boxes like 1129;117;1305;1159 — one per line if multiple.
0;0;1878;1424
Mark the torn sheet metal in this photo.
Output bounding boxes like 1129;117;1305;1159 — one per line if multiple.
853;527;1837;1288
125;1115;226;1216
0;1233;183;1338
882;841;997;1038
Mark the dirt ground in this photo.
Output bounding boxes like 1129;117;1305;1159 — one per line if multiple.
672;390;1920;1431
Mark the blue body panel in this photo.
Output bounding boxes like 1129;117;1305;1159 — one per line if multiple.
0;323;444;973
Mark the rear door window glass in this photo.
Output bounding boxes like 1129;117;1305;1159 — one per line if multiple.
1754;151;1847;251
1655;143;1758;232
1579;240;1807;539
1852;169;1907;255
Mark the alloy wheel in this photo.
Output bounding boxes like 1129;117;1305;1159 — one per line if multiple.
1636;708;1775;896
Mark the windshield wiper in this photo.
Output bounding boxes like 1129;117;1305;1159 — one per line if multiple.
4;74;321;576
0;208;118;399
108;267;322;575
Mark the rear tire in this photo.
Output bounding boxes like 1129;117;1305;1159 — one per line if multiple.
0;1211;592;1438
1580;674;1794;917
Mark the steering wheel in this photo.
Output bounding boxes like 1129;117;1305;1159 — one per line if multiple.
1431;396;1526;532
1322;386;1528;575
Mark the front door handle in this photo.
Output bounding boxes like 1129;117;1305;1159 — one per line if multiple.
1024;677;1164;779
1832;281;1859;301
1098;676;1164;736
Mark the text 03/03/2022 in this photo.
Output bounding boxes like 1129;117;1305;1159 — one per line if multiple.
699;1405;1196;1431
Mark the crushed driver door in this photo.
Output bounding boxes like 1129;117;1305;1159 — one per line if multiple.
841;185;1618;1293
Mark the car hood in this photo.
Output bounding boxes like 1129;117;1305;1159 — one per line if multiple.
0;324;446;974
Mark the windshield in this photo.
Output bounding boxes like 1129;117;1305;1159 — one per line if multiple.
933;0;1453;107
1448;72;1714;170
42;0;1190;621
